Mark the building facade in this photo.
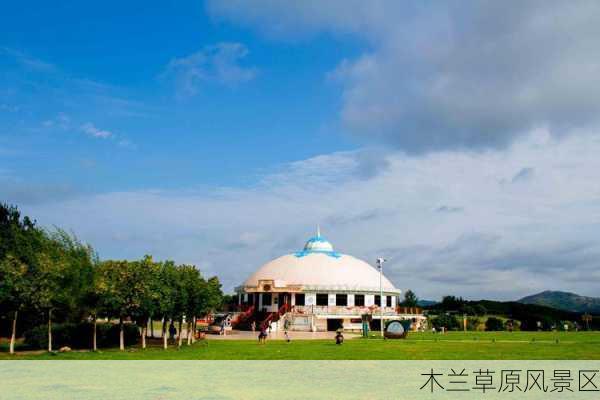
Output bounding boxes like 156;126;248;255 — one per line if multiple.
235;230;425;332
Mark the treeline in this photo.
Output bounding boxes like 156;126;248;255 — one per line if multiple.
0;204;223;354
426;295;599;331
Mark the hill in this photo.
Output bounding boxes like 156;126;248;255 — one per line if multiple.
518;291;600;314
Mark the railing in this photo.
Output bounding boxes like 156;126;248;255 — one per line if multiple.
292;305;400;316
231;305;255;327
396;306;423;315
260;303;290;329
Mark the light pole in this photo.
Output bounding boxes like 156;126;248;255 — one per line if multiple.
376;257;386;338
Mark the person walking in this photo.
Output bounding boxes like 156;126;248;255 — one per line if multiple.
258;325;267;344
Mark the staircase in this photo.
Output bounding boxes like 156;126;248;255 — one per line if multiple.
231;305;255;329
260;303;290;330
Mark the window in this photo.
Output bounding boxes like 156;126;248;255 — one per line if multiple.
354;294;365;306
386;295;392;307
295;293;305;306
316;293;329;306
262;293;272;306
374;295;381;306
336;294;348;306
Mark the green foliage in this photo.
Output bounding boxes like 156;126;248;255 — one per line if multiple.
485;316;505;331
401;290;418;307
24;322;139;349
427;297;581;331
431;313;460;330
440;295;465;310
474;304;487;316
0;204;223;351
0;255;30;313
519;290;600;314
466;317;482;331
0;203;45;267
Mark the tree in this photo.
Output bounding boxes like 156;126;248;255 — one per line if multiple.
204;276;224;314
134;256;159;350
0;255;31;354
485;317;504;331
474;304;487;316
154;261;178;349
179;265;206;345
83;265;104;351
0;203;45;267
96;260;148;351
431;313;460;330
45;230;96;322
440;296;465;311
402;290;419;307
29;253;66;352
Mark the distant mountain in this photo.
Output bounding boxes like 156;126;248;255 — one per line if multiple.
417;299;438;307
518;291;600;314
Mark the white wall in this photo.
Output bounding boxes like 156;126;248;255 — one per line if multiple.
365;294;375;307
328;294;336;306
305;293;316;306
347;294;355;307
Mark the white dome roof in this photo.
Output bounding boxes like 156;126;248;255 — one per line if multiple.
242;233;400;293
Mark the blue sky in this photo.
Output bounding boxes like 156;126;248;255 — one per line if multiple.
3;1;600;300
1;1;361;193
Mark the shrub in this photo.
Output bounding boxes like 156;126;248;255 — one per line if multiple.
466;317;483;331
431;313;460;330
24;322;139;350
485;317;504;331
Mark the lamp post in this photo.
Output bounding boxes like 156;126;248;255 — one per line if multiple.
376;257;386;338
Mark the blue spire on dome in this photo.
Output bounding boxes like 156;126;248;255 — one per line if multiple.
294;227;341;258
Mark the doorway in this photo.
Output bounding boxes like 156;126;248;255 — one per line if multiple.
327;318;343;331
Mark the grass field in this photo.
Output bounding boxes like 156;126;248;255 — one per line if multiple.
1;331;599;360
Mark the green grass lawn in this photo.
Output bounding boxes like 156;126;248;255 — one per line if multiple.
1;331;599;360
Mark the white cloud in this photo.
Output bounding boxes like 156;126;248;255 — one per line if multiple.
81;122;113;139
161;42;257;97
209;1;600;153
42;112;71;130
1;47;56;72
19;130;600;300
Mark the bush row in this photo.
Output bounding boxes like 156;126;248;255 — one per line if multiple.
24;322;139;350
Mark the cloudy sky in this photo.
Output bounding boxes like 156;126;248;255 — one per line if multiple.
2;1;600;300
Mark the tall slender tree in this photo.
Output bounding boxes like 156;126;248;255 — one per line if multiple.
0;255;31;354
30;253;66;352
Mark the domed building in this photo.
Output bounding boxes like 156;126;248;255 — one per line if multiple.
235;229;424;332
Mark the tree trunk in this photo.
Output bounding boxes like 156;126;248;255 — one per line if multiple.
161;318;166;338
150;317;155;338
9;310;18;354
92;315;97;351
48;309;53;352
162;319;168;350
177;319;183;348
187;321;192;345
141;319;147;349
191;317;196;343
119;317;125;351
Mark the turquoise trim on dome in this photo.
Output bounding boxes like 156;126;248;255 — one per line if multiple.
296;229;338;257
294;249;341;258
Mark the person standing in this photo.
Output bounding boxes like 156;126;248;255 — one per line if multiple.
169;321;177;343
